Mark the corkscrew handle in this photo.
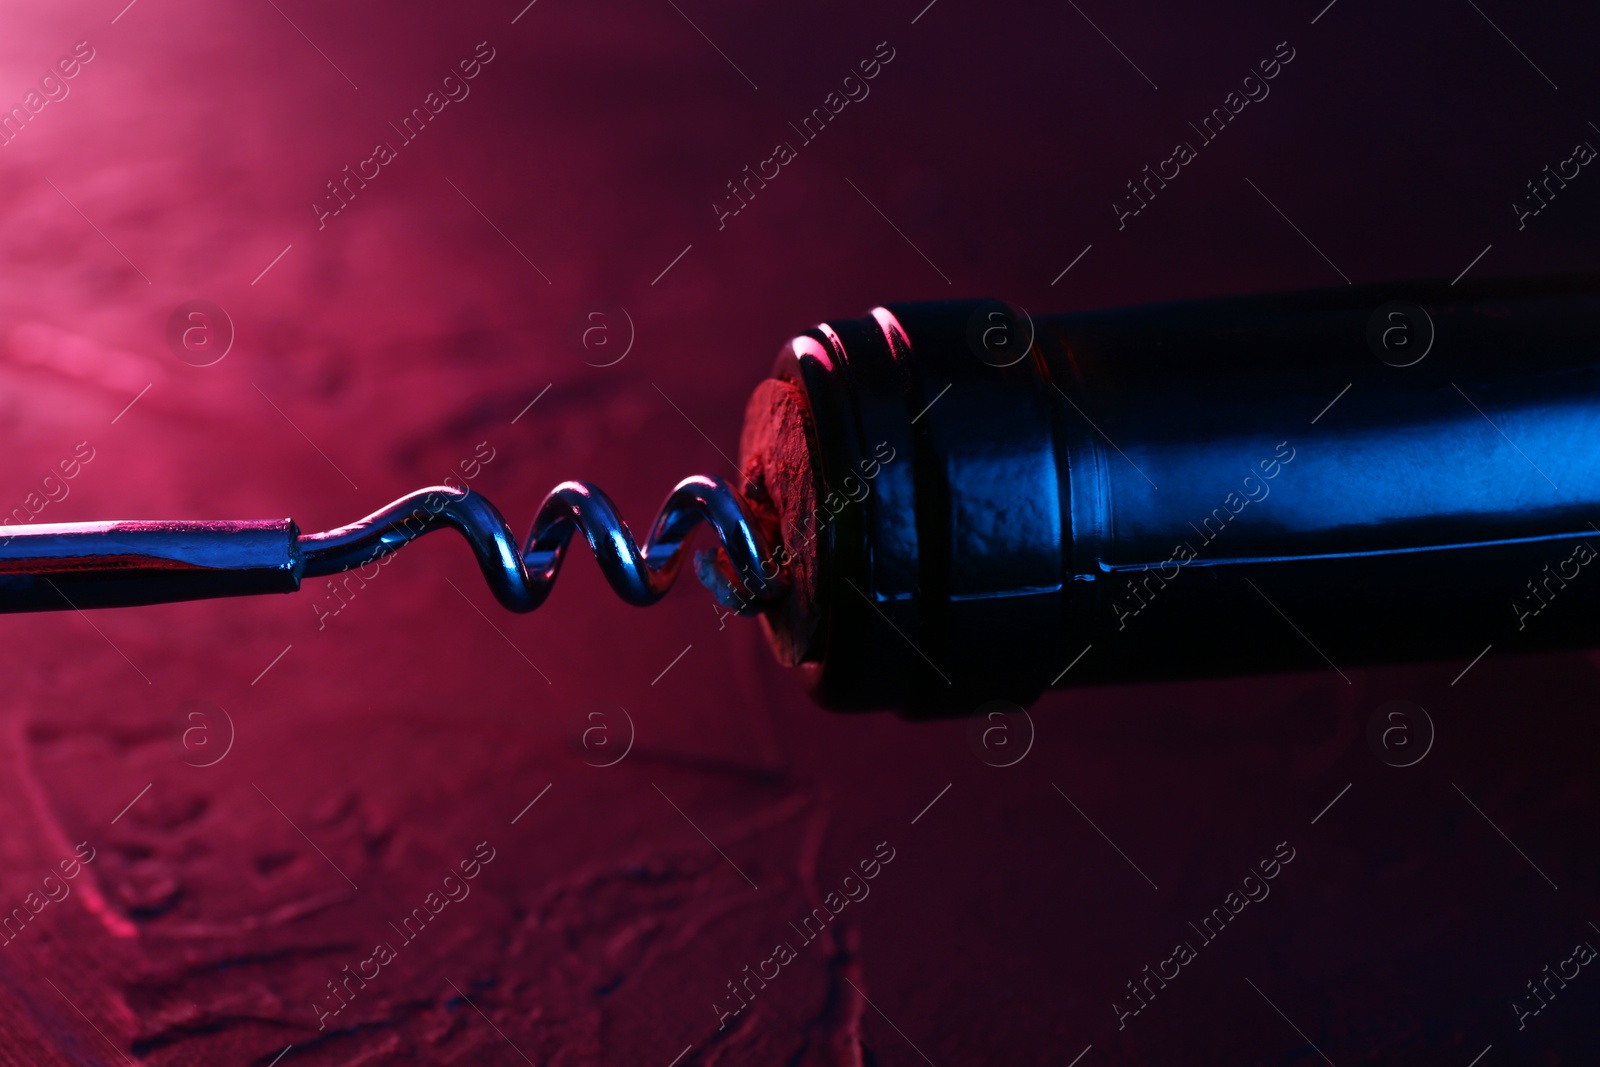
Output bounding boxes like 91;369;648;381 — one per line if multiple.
0;519;301;611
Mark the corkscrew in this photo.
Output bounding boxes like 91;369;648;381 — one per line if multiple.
5;275;1600;717
0;474;785;628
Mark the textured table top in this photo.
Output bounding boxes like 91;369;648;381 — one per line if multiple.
0;1;1596;1064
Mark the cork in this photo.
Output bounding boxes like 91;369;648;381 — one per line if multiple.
734;377;822;666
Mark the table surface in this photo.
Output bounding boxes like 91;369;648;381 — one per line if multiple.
0;1;1596;1064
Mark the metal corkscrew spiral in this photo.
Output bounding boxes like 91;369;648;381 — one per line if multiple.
297;476;784;613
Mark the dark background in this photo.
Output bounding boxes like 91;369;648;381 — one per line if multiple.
0;0;1595;1063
